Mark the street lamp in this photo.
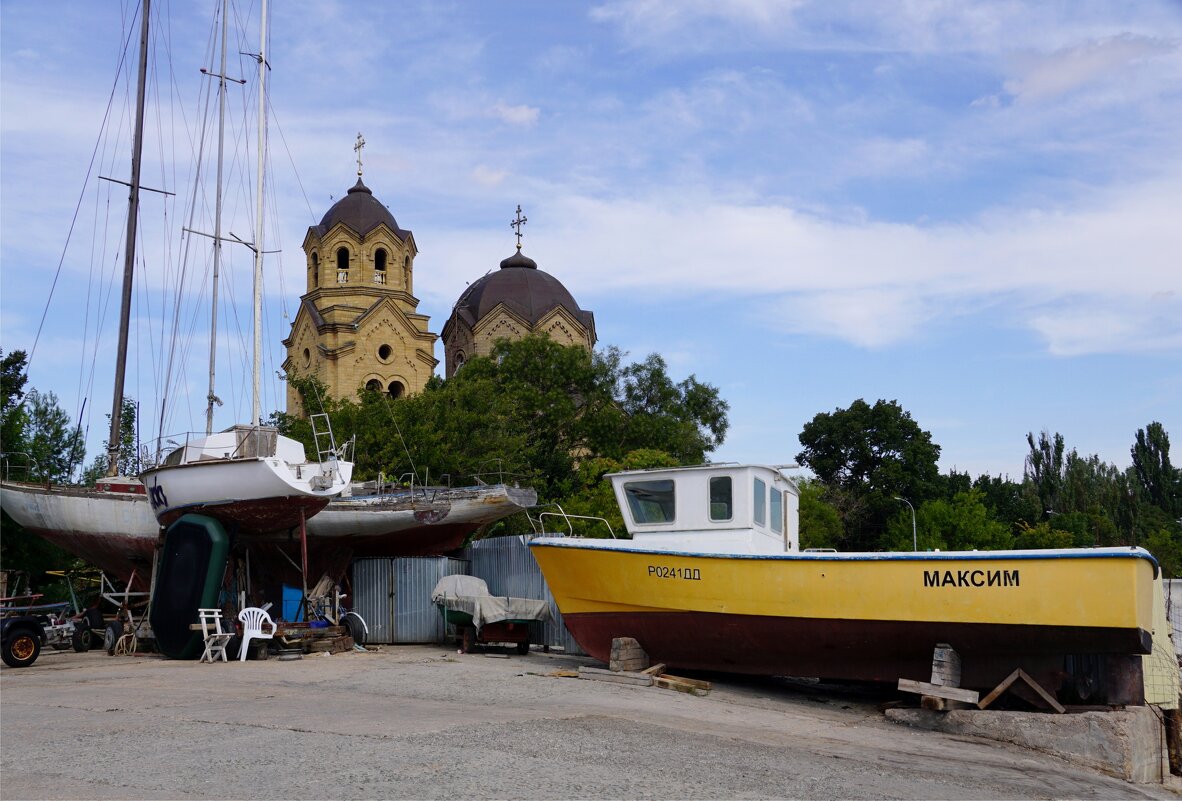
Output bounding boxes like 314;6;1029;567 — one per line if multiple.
894;496;916;552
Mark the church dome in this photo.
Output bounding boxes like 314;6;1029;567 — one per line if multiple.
453;248;594;332
314;178;408;239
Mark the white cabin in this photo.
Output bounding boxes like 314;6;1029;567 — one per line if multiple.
607;464;800;554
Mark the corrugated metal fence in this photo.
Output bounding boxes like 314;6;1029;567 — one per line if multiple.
464;535;583;655
350;537;581;654
353;556;469;643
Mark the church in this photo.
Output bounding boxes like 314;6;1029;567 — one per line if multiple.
283;145;595;414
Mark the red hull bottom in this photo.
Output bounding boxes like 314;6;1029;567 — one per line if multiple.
563;610;1150;704
157;496;330;533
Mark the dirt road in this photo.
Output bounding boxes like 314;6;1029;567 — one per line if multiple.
0;646;1174;800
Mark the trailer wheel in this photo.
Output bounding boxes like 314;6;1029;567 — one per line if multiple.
72;625;92;652
104;621;124;656
516;638;530;655
341;612;367;646
2;629;41;668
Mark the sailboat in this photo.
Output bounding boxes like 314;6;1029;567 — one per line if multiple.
0;0;530;584
138;0;352;534
0;0;159;586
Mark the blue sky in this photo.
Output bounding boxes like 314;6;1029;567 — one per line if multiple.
1;1;1180;480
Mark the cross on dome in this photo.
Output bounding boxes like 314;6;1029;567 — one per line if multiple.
354;132;366;177
510;204;528;250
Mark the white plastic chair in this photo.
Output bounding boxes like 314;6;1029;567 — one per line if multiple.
197;608;233;663
237;606;276;661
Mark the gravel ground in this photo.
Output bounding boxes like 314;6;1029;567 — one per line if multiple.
1;645;1177;800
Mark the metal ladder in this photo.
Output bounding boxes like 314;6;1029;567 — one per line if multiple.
309;413;338;465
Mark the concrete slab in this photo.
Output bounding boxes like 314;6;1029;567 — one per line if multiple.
886;706;1172;784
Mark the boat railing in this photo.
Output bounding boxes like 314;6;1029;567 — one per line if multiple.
533;504;616;539
0;451;34;483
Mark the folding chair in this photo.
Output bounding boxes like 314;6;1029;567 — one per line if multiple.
197;608;233;663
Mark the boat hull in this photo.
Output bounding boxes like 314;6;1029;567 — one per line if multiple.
0;481;158;586
529;540;1158;694
141;459;334;532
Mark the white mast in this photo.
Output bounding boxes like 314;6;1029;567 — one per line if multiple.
251;0;268;427
205;0;229;435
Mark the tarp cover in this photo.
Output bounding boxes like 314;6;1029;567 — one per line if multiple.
431;575;549;631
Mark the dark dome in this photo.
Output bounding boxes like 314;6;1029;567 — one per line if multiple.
455;249;594;332
315;178;408;239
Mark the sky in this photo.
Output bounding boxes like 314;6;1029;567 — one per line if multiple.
1;0;1180;481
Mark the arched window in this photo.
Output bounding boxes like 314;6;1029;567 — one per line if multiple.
402;255;410;289
455;351;466;371
336;247;349;283
374;248;387;285
311;252;319;286
365;379;382;393
387;380;404;399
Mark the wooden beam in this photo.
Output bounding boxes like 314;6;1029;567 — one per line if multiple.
897;678;980;705
977;668;1066;714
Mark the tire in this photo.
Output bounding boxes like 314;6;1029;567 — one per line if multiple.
2;629;42;668
72;625;92;653
516;638;530;656
461;626;477;654
341;612;367;646
104;621;124;656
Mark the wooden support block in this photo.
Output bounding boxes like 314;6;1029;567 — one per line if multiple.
610;637;650;672
930;643;962;687
578;666;654;686
920;695;972;711
977;668;1066;714
897;678;980;705
641;663;667;676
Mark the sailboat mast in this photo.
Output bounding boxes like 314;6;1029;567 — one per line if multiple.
107;0;151;478
251;0;268;427
205;0;229;436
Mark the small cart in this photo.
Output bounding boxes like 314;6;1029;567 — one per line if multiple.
431;575;549;654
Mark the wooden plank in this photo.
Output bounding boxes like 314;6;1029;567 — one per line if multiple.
897;678;980;704
578;666;653;686
641;663;667;676
654;676;710;695
659;673;711;690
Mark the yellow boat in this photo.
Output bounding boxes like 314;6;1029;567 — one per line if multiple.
529;464;1160;702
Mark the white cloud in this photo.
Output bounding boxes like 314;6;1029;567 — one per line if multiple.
491;102;540;127
1003;35;1178;103
418;164;1182;355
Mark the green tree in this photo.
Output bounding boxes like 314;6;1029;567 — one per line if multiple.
882;490;1013;552
23;389;85;483
278;337;730;525
1132;422;1180;516
797;478;843;550
1;348;29;460
80;398;138;483
1025;430;1066;515
796;399;941;550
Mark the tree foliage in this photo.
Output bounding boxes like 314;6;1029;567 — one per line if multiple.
276;337;730;526
1;348;29;455
796;398;941;550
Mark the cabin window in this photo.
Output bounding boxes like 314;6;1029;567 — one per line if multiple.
374;248;387;284
770;488;783;534
623;480;675;524
709;476;732;521
753;477;766;526
337;247;349;282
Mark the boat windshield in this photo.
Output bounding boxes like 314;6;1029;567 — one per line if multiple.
623;479;675;524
